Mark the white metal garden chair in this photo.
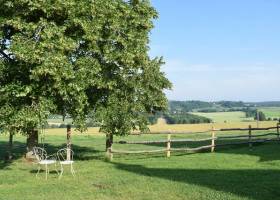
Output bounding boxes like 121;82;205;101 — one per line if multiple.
57;148;75;179
32;147;58;180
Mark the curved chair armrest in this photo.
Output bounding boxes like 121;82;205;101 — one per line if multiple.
46;153;57;161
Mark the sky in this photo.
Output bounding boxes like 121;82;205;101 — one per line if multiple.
149;0;280;102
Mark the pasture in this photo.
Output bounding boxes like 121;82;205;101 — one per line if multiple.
259;107;280;119
191;111;253;123
1;123;280;200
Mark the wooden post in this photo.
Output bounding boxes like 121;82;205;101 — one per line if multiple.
166;133;171;158
211;126;215;153
248;125;252;150
106;133;113;161
66;124;71;161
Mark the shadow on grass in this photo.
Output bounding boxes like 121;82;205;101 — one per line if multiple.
114;163;280;200
0;141;26;170
116;137;280;162
0;141;104;170
29;169;59;174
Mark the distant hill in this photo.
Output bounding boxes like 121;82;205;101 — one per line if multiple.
48;100;279;127
168;101;212;113
168;100;280;114
169;100;247;113
246;101;280;107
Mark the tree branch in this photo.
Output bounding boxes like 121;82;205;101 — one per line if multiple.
0;49;13;62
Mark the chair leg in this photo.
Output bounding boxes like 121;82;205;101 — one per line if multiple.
36;165;41;178
70;164;75;177
45;164;48;180
54;162;59;175
59;165;63;180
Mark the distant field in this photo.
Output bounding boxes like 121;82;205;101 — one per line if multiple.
44;121;277;136
191;111;253;123
47;118;73;125
259;107;280;119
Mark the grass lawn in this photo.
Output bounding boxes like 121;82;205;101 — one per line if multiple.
1;128;280;200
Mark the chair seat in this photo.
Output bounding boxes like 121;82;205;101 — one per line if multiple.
39;160;56;165
60;160;74;165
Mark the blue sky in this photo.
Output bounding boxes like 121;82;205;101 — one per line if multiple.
149;0;280;102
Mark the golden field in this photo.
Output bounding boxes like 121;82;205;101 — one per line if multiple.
45;120;278;135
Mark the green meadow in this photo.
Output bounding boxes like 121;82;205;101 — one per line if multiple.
259;107;280;119
1;129;280;200
191;111;253;123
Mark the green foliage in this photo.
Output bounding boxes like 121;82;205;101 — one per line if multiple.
197;108;221;113
163;113;212;124
244;108;257;118
217;101;245;108
254;111;266;121
0;0;171;135
147;112;162;125
169;101;246;114
169;101;212;113
248;101;280;107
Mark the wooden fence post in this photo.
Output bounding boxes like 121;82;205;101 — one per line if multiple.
166;133;171;158
106;133;113;161
211;126;215;153
248;125;252;150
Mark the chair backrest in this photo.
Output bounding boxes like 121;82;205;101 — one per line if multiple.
33;147;47;161
57;148;74;161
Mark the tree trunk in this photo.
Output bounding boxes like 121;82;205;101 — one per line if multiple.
26;129;38;159
105;133;113;161
66;124;71;160
5;132;13;160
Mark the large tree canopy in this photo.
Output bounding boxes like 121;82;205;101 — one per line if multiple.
0;0;171;135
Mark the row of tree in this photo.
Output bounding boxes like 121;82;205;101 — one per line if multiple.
163;113;212;124
169;101;212;113
244;108;267;121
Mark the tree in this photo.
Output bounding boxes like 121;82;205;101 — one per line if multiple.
0;0;171;156
254;111;266;121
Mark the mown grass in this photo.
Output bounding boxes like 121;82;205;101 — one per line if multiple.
1;127;280;200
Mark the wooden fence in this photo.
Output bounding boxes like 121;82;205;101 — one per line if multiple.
105;122;280;160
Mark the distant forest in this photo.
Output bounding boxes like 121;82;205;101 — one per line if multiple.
148;100;280;125
169;100;280;113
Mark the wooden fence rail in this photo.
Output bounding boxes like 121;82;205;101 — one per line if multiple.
128;127;279;135
117;137;215;145
106;122;280;160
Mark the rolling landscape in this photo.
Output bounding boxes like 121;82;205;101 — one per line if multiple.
1;1;280;200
